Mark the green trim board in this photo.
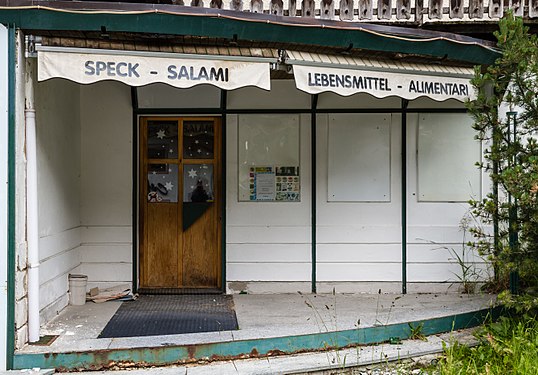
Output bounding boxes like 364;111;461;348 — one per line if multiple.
220;90;227;293
0;7;499;65
401;99;408;295
12;306;503;371
135;108;468;115
311;95;318;294
6;22;16;370
131;87;138;294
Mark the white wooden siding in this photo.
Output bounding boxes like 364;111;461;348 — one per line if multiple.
80;82;133;289
36;79;83;323
226;93;312;286
406;111;485;284
316;113;403;284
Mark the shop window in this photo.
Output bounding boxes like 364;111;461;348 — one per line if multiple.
238;114;300;202
417;113;481;202
328;114;391;202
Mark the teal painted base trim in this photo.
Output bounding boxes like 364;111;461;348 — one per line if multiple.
13;307;503;371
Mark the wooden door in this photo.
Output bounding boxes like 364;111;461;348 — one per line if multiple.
139;117;221;290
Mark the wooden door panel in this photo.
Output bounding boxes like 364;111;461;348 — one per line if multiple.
144;203;179;287
182;205;219;287
140;116;221;290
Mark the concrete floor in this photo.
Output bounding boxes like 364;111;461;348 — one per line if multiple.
17;293;497;355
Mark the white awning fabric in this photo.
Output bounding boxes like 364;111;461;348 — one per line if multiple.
287;51;476;102
37;46;273;91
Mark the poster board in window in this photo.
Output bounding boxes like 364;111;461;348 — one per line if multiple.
238;114;300;202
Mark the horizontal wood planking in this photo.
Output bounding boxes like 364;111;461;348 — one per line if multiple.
227;226;311;243
80;226;132;244
408;225;474;244
39;226;81;261
407;262;490;282
79;244;132;263
227;263;311;281
40;271;79;318
317;226;401;243
317;244;401;262
318;263;401;281
227;244;311;262
39;249;81;286
407;243;487;263
80;262;132;283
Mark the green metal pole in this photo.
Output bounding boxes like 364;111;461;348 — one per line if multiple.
131;87;138;294
220;90;227;293
311;95;318;294
401;100;408;294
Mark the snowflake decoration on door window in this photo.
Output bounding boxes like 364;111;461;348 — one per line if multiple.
156;129;166;139
164;182;174;191
188;169;198;178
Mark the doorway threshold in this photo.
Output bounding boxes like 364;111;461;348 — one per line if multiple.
138;287;223;295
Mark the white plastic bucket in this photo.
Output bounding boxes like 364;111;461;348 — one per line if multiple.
68;274;88;306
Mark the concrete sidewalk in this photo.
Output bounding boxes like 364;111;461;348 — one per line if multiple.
12;293;497;372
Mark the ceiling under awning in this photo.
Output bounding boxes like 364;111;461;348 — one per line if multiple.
286;51;476;102
37;45;277;91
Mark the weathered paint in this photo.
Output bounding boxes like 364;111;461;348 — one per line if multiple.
13;307;502;371
0;22;10;371
0;7;499;65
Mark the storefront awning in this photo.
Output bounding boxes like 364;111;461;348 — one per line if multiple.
287;51;476;102
37;46;274;91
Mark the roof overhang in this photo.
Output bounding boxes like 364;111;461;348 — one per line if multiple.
0;0;500;65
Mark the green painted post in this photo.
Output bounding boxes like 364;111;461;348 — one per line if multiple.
311;94;318;294
220;90;227;293
131;87;139;294
401;99;408;294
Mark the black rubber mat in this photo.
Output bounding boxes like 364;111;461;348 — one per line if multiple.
98;294;238;338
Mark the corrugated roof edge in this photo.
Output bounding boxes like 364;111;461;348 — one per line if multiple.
0;0;501;65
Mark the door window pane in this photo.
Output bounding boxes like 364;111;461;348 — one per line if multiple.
183;164;214;202
147;164;178;203
147;121;178;159
183;121;214;159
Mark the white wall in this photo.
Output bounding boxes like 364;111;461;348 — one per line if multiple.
14;31;28;349
226;81;312;293
226;89;485;293
0;23;9;371
316;113;402;291
80;82;133;289
406;111;488;288
36;78;82;323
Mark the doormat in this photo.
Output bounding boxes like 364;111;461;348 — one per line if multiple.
98;294;238;338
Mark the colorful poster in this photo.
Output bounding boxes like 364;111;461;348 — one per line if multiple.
275;166;300;201
249;166;300;202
